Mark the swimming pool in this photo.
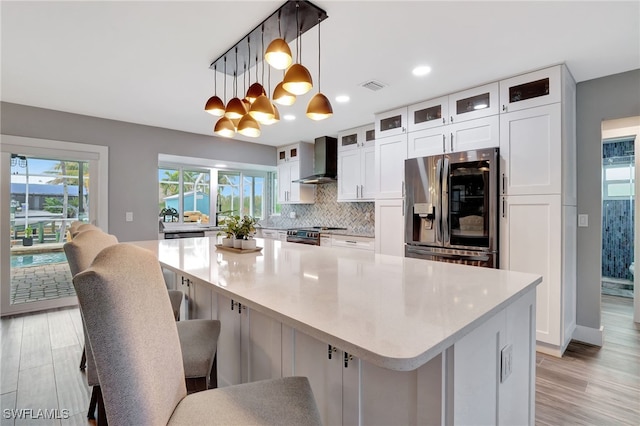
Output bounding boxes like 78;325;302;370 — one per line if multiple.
11;252;68;268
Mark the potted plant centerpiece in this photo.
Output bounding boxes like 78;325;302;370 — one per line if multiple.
23;226;33;247
238;216;258;250
219;215;239;247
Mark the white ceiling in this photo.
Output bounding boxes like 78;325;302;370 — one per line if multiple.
2;1;639;147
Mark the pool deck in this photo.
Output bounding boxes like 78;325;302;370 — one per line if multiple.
10;259;75;305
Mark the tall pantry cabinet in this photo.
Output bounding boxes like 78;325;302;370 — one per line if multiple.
499;65;577;356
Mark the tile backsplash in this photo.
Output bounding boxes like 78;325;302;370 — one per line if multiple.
260;182;375;235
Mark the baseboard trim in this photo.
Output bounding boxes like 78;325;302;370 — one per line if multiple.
571;325;604;347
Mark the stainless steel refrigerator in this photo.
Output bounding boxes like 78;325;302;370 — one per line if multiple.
404;147;499;268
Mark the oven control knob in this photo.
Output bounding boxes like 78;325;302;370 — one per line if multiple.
311;232;318;238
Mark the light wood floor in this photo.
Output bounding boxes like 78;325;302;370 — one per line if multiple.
1;295;638;425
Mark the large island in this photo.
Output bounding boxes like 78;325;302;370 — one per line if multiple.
133;236;541;425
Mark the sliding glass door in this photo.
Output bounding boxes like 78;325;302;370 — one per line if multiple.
1;136;108;316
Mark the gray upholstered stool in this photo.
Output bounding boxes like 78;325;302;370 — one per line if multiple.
74;243;321;425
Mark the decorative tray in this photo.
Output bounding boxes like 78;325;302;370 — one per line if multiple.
215;244;263;254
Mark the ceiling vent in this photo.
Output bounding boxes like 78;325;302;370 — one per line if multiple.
361;80;387;91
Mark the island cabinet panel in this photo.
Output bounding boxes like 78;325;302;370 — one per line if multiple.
216;294;246;387
192;279;214;320
245;309;282;382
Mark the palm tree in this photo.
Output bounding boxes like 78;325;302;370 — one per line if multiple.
45;161;89;242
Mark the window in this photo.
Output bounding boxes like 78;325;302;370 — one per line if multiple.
158;166;211;223
602;163;635;200
218;171;267;221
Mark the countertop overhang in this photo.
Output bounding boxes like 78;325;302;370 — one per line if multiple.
133;237;541;371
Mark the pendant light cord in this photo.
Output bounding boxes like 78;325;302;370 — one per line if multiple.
234;47;238;96
223;57;227;101
261;26;265;84
295;1;300;64
317;16;321;92
213;64;217;94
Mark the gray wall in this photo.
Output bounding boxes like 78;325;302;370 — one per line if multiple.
576;69;640;330
0;102;276;241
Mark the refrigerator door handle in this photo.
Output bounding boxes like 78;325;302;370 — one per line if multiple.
435;158;443;243
406;246;491;262
442;157;450;244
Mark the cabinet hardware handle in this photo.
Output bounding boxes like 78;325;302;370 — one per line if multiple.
344;352;353;368
502;197;506;218
402;199;405;216
450;133;454;152
360;185;364;197
502;173;506;195
450;116;454;123
442;117;445;124
231;299;235;311
402;127;406;133
238;303;242;314
356;185;359;198
502;105;507;112
328;345;337;360
346;241;357;244
181;277;185;286
442;134;445;153
402;181;405;197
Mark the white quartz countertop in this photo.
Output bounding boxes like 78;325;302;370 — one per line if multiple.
132;237;541;371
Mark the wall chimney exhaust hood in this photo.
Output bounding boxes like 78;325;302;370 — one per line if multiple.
293;136;337;184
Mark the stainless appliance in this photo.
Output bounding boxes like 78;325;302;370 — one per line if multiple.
404;148;499;268
293;136;338;184
286;226;346;245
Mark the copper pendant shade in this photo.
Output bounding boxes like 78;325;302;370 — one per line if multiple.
272;81;296;106
306;92;333;120
263;104;280;125
249;94;276;123
246;82;266;104
214;116;236;138
237;114;261;137
225;97;247;120
204;96;225;116
282;64;313;96
265;38;293;70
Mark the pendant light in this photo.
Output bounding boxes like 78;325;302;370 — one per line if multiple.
237;114;261;137
250;28;276;123
224;48;248;120
204;64;225;116
273;78;296;106
214;57;236;138
246;35;266;104
306;15;332;120
282;2;313;96
265;11;292;70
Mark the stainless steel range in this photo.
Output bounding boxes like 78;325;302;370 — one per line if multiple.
286;227;346;246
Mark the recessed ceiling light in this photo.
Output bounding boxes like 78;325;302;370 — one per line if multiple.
412;65;432;76
214;163;227;168
284;114;296;121
335;95;350;103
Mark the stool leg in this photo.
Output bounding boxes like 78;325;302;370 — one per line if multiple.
79;347;86;370
87;386;98;420
209;355;217;389
96;387;108;426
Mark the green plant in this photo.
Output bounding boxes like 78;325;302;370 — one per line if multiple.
219;215;240;238
237;215;257;240
24;226;33;238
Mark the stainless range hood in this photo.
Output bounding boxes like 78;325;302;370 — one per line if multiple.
293;136;338;184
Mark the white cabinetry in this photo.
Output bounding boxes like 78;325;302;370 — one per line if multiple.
260;229;279;240
216;293;247;387
331;234;374;251
277;142;315;204
499;64;576;356
449;82;500;123
407;115;499;158
337;124;376;201
374;199;404;257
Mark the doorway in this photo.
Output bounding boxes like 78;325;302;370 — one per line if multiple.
1;136;108;316
600;116;640;323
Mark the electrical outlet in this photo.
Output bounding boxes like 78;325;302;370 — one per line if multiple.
500;344;513;383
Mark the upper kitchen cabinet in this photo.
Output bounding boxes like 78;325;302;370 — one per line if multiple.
338;124;375;201
376;106;408;138
277;144;301;165
277;142;315;204
499;65;576;204
499;65;562;113
408;96;449;132
449;82;499;123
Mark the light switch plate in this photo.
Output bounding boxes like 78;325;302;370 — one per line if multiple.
126;212;133;222
578;214;588;227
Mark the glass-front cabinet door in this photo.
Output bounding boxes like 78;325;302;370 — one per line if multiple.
499;65;562;113
375;107;407;139
449;82;499;123
408;96;449;132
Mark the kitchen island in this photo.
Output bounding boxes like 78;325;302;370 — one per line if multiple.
133;236;541;425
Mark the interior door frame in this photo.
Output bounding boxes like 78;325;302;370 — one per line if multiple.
0;135;108;316
601;117;640;323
